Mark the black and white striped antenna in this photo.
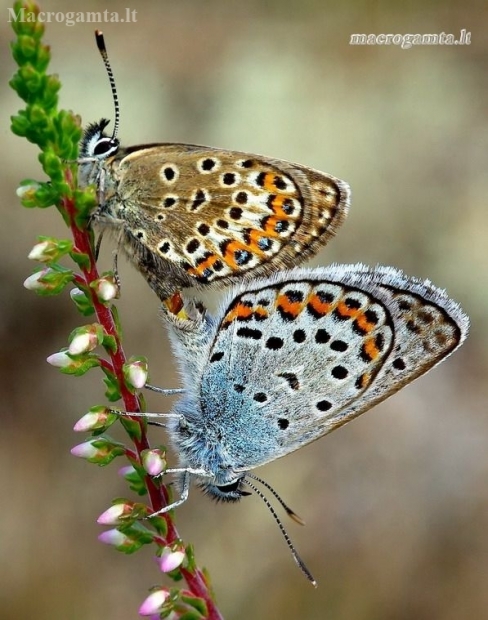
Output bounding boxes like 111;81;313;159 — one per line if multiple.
95;30;120;141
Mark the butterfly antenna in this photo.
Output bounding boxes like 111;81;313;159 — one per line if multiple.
247;473;305;525
243;478;317;587
95;30;120;140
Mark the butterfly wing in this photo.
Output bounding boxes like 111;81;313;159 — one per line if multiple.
101;144;349;292
175;265;468;471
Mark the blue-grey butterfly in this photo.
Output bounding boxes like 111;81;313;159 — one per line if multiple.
131;264;468;582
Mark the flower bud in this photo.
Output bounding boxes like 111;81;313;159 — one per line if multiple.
97;502;134;525
93;275;119;302
70;287;84;300
46;350;72;368
98;529;131;547
68;324;104;355
118;465;136;477
158;545;185;573
138;589;170;616
71;437;125;465
73;406;116;432
142;449;167;477
16;182;40;200
70;440;100;459
23;268;50;290
24;267;73;295
124;359;148;389
28;240;52;262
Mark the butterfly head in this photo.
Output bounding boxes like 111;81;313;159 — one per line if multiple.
80;118;120;161
167;404;252;502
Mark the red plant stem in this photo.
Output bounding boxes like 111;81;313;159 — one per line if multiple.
62;178;223;619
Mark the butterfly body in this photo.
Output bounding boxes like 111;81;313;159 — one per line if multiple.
162;264;469;502
79;121;350;298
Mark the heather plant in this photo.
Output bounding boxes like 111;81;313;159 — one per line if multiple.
10;2;223;618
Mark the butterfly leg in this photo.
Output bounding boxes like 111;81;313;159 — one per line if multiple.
148;468;211;517
148;471;191;516
94;229;104;261
144;384;185;396
112;248;121;292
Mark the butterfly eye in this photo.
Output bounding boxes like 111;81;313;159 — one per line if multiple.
214;480;252;500
216;480;241;494
93;137;119;157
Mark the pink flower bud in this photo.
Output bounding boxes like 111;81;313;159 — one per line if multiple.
97;503;133;525
28;241;52;262
23;268;50;291
94;276;119;301
158;546;185;573
98;529;131;546
68;333;95;355
68;324;103;355
138;589;170;616
73;407;114;432
46;351;72;368
124;360;148;389
118;465;136;477
142;449;166;477
71;440;100;459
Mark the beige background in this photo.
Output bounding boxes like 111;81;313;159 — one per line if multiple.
1;1;487;619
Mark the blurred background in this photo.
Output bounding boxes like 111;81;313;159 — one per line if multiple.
1;1;487;618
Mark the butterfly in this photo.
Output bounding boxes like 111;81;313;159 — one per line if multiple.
78;32;350;300
133;264;468;581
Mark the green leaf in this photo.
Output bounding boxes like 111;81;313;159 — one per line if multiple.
116;522;155;554
150;514;168;538
120;416;142;442
102;333;118;354
122;466;148;497
102;369;122;402
70;249;91;269
70;287;95;317
179;611;206;620
31;267;74;296
88;436;126;466
110;304;123;336
60;355;100;376
184;545;198;574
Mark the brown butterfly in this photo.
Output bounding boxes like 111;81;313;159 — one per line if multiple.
79;32;350;300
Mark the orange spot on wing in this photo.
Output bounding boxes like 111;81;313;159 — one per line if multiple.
263;173;279;192
307;293;333;317
269;195;297;218
355;311;376;333
223;239;262;269
276;293;304;319
335;301;360;320
223;302;254;325
262;173;296;194
246;229;280;254
253;307;269;320
357;372;371;389
187;254;219;277
363;337;380;361
262;216;288;237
